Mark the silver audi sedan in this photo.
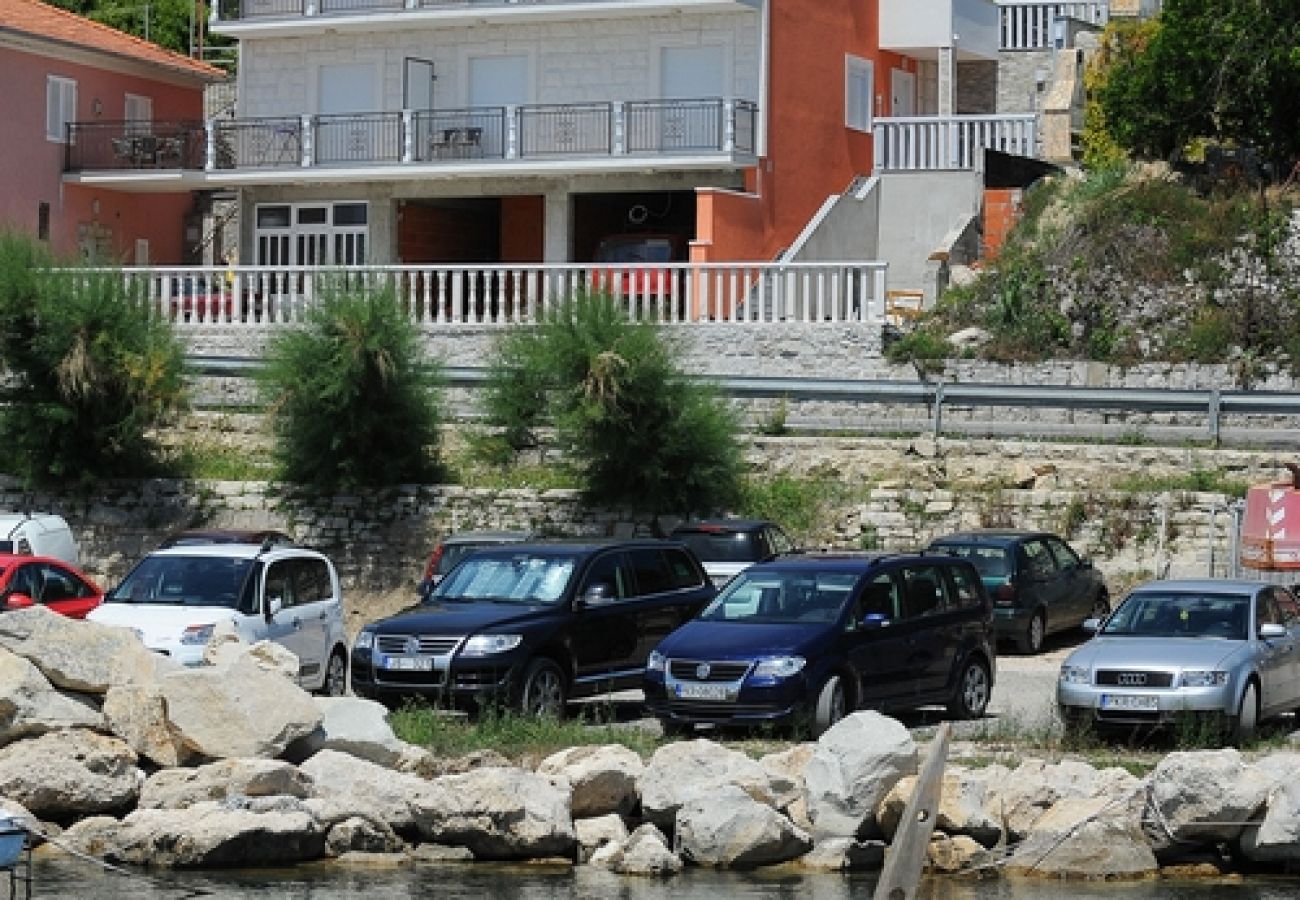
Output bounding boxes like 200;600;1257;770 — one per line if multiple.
1057;579;1300;744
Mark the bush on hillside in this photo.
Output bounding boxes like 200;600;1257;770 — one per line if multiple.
258;280;444;491
0;231;187;485
480;291;744;520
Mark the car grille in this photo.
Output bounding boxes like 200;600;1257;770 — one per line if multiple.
1095;670;1175;688
375;634;461;656
374;669;447;687
668;659;752;682
665;701;779;718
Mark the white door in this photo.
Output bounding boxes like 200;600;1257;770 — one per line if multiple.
891;69;916;116
318;63;379;163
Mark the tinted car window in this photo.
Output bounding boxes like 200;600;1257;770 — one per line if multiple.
900;565;953;618
578;552;630;600
674;531;762;563
854;571;902;622
664;548;705;590
945;564;984;609
292;557;332;604
1045;537;1081;570
628;548;673;596
931;543;1010;578
1020;540;1057;579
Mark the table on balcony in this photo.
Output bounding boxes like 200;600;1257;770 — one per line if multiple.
430;126;483;159
111;134;184;168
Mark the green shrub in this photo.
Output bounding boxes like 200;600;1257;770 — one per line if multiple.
258;280;444;490
0;231;186;485
482;291;743;518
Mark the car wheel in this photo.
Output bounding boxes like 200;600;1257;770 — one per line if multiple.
319;648;348;697
518;658;567;718
1017;612;1046;654
1231;681;1259;745
947;658;991;720
813;674;847;737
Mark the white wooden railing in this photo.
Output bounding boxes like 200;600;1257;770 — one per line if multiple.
873;114;1037;171
998;1;1109;50
91;262;890;327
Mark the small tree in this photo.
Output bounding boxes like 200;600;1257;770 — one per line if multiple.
258;280;444;491
0;231;187;485
482;291;743;519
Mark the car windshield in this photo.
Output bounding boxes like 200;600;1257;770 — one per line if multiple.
674;530;761;563
595;238;675;263
699;569;858;624
1101;591;1251;640
436;542;518;576
431;552;575;604
108;555;256;609
930;543;1010;578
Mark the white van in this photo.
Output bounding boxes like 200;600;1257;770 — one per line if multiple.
88;541;350;695
0;514;79;566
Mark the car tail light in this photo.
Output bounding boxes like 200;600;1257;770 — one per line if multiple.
423;545;445;582
994;581;1017;606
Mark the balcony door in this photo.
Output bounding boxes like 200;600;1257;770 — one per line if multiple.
656;46;725;150
317;62;379;164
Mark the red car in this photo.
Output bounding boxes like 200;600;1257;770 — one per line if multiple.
590;233;687;302
0;554;103;619
167;275;235;322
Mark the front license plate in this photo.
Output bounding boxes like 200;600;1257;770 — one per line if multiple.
379;655;434;672
1100;693;1158;712
675;682;732;701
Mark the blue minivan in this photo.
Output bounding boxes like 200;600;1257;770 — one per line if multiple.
643;554;996;736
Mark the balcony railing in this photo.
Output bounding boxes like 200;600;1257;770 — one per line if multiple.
65;99;758;174
215;0;740;24
998;1;1109;50
95;262;889;328
873;114;1038;171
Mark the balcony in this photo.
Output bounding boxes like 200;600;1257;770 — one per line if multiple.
872;114;1038;171
64;98;758;186
211;0;759;33
879;0;1001;62
998;1;1109;51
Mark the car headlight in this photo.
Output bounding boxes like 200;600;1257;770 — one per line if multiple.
180;623;215;646
1181;670;1228;687
753;656;806;678
354;630;374;651
1059;665;1091;685
647;650;666;673
460;634;523;657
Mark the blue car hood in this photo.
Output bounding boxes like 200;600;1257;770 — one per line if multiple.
369;600;559;635
657;620;829;660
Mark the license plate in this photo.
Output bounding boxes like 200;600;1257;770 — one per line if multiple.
675;682;732;701
1100;693;1158;712
379;655;434;672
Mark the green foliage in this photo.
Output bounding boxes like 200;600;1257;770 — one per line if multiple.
51;0;196;56
0;231;187;485
737;474;846;540
481;291;744;518
1095;1;1300;172
258;280;444;491
884;328;954;375
1113;468;1249;498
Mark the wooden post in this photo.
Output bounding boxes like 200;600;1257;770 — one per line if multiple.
872;722;951;900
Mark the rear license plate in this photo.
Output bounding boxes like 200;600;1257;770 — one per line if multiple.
1100;693;1158;712
379;655;434;672
675;682;732;701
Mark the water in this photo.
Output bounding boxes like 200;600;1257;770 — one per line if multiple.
20;856;1300;900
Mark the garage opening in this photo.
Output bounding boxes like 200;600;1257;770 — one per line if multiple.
573;191;696;262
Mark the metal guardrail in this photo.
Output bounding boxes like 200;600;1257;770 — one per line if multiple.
186;359;1300;445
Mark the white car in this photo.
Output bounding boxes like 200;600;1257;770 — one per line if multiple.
88;541;349;695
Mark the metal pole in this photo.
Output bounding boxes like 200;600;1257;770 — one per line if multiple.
1207;504;1218;577
932;381;945;439
873;722;951;900
1209;388;1221;447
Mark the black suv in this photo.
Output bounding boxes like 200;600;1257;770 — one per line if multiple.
643;553;996;736
351;540;715;715
669;518;799;587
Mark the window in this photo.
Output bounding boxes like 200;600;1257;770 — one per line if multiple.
628;548;674;596
254;202;368;266
945;564;983;609
37;203;50;242
125;94;153;135
47;76;77;143
1020;540;1058;580
580;552;629;600
854;572;901;623
900;566;949;618
845;55;873;133
664;549;705;590
291;558;333;605
1046;537;1081;570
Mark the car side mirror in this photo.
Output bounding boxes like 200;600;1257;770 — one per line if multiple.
578;583;613;607
266;596;284;618
3;593;34;610
1259;623;1287;640
1081;617;1100;633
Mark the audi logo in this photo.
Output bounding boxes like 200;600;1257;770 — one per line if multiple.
1117;672;1148;686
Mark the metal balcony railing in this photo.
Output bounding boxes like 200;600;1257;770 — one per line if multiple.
214;0;705;23
64;98;758;175
87;262;890;328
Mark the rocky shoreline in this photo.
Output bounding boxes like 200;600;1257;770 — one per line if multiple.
3;606;1300;881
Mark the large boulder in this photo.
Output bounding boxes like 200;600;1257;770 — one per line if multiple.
639;739;775;829
537;744;643;818
70;797;327;867
139;758;313;809
202;625;299;681
876;766;1003;847
802;712;916;839
985;758;1142;841
410;767;575;860
674;783;812;869
1238;754;1300;863
288;696;410;767
0;647;102;746
1144;750;1271;850
759;743;816;826
154;655;323;760
102;684;192;768
300;748;434;834
0;607;173;693
588;823;682;876
0;729;142;819
324;816;406;857
1004;794;1158;879
575;813;629;863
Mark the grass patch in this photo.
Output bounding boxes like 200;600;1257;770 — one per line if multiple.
170;440;272;481
1112;468;1250;498
389;703;659;761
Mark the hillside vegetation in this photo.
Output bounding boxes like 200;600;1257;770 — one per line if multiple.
890;165;1300;381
